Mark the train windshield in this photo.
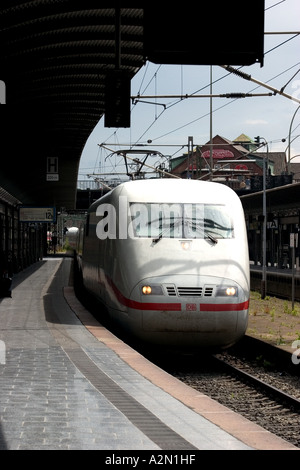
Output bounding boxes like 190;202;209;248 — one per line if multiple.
129;203;234;239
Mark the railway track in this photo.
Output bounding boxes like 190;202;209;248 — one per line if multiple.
213;353;300;413
147;338;300;448
75;269;300;448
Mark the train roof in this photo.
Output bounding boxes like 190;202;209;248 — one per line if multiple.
119;178;239;199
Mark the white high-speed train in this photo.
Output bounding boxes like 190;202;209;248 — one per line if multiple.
65;226;79;255
77;178;250;349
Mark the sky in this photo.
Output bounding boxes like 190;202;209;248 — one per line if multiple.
78;0;300;184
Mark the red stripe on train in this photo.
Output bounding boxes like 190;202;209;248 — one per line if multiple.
110;279;249;312
200;300;249;311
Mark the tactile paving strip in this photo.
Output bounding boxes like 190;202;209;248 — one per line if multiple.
64;346;197;450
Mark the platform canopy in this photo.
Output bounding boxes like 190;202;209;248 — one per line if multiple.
0;3;145;209
0;1;264;210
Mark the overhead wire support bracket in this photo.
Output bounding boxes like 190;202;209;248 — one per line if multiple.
132;99;166;108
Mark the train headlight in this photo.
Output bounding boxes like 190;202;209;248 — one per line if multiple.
142;286;152;295
226;287;237;296
216;286;238;297
141;285;163;295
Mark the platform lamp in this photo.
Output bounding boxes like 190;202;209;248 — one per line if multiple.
254;136;268;299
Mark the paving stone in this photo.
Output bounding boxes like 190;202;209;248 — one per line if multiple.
0;258;253;450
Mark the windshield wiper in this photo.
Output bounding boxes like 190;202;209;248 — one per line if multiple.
152;219;182;244
205;233;218;244
204;218;230;234
151;219;219;245
185;220;218;244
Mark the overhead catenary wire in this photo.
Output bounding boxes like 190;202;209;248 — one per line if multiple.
149;61;300;143
279;67;300;94
86;2;300;179
130;22;300;145
265;0;286;11
131;28;300;143
131;59;300;146
102;26;300;147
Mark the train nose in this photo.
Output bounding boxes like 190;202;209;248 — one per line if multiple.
128;275;248;347
136;276;245;299
131;274;249;312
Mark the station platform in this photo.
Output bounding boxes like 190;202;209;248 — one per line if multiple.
0;257;297;451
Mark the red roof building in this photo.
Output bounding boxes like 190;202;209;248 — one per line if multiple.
170;134;289;193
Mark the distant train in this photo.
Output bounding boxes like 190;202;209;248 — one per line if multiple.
65;227;79;256
76;178;250;349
